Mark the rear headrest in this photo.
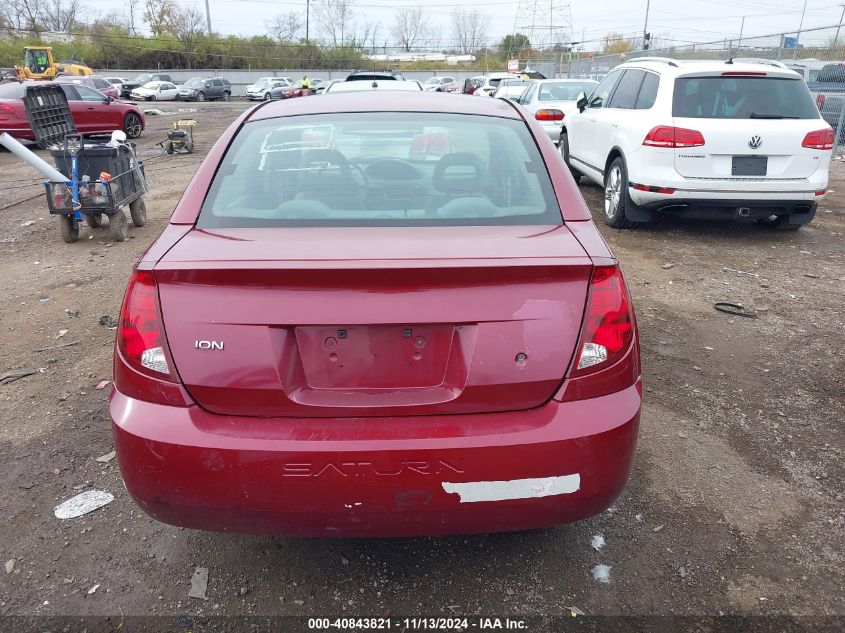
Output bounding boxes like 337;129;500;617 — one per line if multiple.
433;153;485;195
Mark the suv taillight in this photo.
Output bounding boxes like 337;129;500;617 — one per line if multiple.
562;265;639;402
535;109;564;121
802;128;834;150
114;270;190;406
816;94;825;110
643;125;705;148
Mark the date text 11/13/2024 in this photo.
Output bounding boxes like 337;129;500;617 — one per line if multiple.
307;617;529;630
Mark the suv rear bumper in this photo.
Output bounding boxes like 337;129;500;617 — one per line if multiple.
631;192;819;222
110;381;641;537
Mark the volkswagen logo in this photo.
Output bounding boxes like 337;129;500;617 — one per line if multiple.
748;135;763;150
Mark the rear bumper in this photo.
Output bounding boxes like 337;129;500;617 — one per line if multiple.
631;190;820;222
110;382;641;537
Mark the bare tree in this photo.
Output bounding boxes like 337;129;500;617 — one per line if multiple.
167;4;205;67
144;0;175;37
452;7;490;54
5;0;44;32
313;0;354;47
41;0;83;32
267;11;303;44
392;6;428;52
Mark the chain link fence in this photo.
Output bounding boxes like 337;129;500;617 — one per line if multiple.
564;23;845;148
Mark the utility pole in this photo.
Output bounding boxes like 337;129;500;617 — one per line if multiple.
204;0;212;35
306;0;310;43
794;0;808;58
834;4;845;46
738;16;745;51
642;0;650;50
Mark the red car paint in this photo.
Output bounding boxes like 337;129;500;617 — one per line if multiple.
111;93;641;537
0;80;144;141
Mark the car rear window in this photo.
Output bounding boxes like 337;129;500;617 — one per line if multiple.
0;83;25;98
816;64;845;83
198;112;562;228
673;76;819;119
538;81;596;101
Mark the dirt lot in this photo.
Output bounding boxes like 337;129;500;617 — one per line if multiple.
0;102;842;628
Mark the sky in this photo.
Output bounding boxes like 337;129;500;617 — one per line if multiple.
78;0;844;51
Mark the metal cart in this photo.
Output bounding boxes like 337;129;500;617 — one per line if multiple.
46;136;148;243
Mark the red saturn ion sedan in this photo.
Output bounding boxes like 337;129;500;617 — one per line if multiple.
111;93;641;537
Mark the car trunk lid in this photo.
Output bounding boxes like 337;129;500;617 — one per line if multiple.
154;225;592;417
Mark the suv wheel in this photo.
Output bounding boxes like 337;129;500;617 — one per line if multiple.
222;91;230;101
196;92;206;102
559;132;581;184
604;157;639;229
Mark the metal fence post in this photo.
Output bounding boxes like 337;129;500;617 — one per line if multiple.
836;100;845;150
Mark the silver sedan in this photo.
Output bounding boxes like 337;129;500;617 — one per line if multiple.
514;79;598;146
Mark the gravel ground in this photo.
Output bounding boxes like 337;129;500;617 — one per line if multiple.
0;101;842;629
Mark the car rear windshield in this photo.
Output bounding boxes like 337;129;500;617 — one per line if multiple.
538;81;596;100
816;64;845;83
0;83;25;98
673;76;819;119
198;112;562;228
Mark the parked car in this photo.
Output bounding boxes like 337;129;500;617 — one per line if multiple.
177;77;232;102
514;79;598;145
104;76;130;95
130;80;180;101
110;91;641;538
324;80;423;93
314;80;338;95
464;76;485;94
0;81;145;140
245;77;291;100
345;70;405;81
422;76;456;91
473;72;513;97
54;75;119;99
120;73;173;98
492;79;534;101
787;59;836;84
562;58;832;230
807;62;845;137
267;79;315;99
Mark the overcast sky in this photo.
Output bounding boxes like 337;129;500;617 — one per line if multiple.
81;0;843;51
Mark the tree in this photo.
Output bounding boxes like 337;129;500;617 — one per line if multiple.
127;0;141;34
500;33;530;56
602;32;632;54
4;0;44;32
313;0;354;47
41;0;84;32
392;6;428;52
267;11;303;44
452;8;490;54
168;5;205;67
144;0;175;37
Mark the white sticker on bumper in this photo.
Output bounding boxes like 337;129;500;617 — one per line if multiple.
441;474;580;503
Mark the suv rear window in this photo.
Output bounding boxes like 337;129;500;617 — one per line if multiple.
673;76;818;119
198;112;562;228
816;64;845;83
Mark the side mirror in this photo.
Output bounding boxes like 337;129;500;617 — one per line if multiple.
107;96;114;103
576;92;588;112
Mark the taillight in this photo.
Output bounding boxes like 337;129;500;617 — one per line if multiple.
816;94;825;110
643;125;705;148
802;128;834;150
0;103;15;115
114;270;190;406
535;109;564;121
561;265;638;402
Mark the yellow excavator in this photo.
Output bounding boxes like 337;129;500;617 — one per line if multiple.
15;46;92;80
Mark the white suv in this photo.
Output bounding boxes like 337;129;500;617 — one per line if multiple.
561;57;833;230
